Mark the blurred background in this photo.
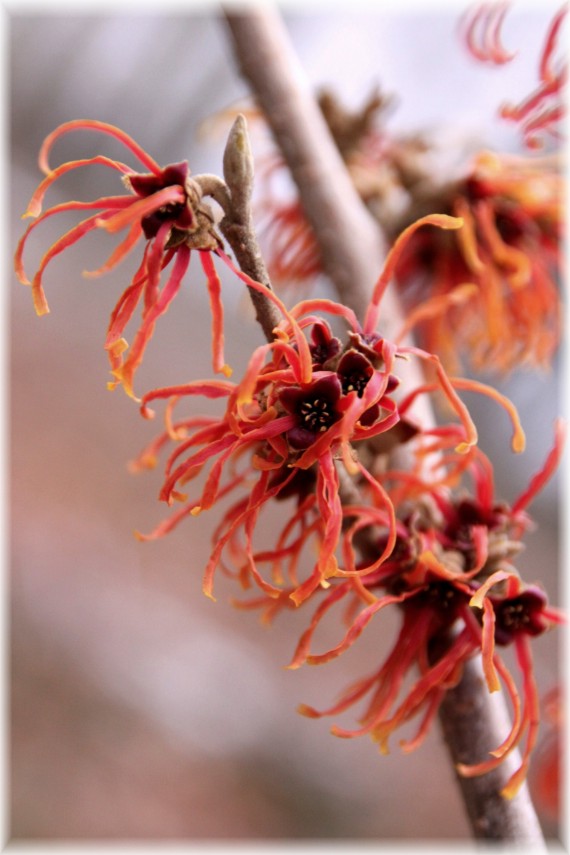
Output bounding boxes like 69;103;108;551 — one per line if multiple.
9;1;564;844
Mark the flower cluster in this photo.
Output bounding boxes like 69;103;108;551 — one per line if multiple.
123;205;556;799
16;118;562;805
131;213;526;607
237;424;565;800
393;150;563;373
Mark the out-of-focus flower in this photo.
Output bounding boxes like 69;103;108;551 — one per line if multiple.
237;85;563;374
462;3;567;150
460;2;517;66
394;150;562;373
239;421;564;799
15;120;246;398
500;6;567;150
131;214;527;608
529;686;563;823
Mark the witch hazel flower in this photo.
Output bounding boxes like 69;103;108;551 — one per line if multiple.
15;119;253;398
393;150;563;373
279;421;565;800
228;89;563;375
130;301;402;607
130;214;526;607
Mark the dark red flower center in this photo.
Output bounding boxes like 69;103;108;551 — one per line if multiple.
492;589;548;645
128;161;195;240
340;369;369;397
495;209;525;243
443;499;508;553
278;375;342;450
309;324;342;368
418;580;465;613
337;350;374;397
298;396;336;432
269;465;317;501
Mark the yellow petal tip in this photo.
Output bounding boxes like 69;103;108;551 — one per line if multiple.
455;441;473;454
512;434;526;454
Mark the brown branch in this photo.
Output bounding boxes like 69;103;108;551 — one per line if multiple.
436;649;545;842
223;5;547;845
224;8;387;327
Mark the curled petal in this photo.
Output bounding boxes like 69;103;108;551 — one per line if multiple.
501;638;541;798
217;248;313;383
306;590;414;666
399;346;479;453
363;214;464;335
373;629;475;752
113;241;191;399
83;221;142;278
461;2;516;65
399;689;444;754
98;185;186;234
289;298;359;332
469;568;514;609
512;418;565;514
200;250;232;377
23;156;133;218
202;469;294;601
539;7;567;83
105;250;151;355
139;379;235;419
449;376;526;453
15;196;134;286
29;209;119;315
456;651;523;776
287;583;352;669
289;451;342;606
38;119;162;175
396;283;478;344
480;598;501;692
453;196;486;274
475;200;531;289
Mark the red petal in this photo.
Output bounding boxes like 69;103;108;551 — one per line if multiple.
38;119;162;175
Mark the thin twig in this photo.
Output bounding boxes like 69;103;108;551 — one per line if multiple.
216;114;282;342
223;5;546;845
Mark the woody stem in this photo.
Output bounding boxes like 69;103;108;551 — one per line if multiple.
216;116;282;343
223;5;546;846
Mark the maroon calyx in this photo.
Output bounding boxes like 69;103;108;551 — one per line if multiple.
492;587;550;645
279;374;342;450
127;161;195;239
